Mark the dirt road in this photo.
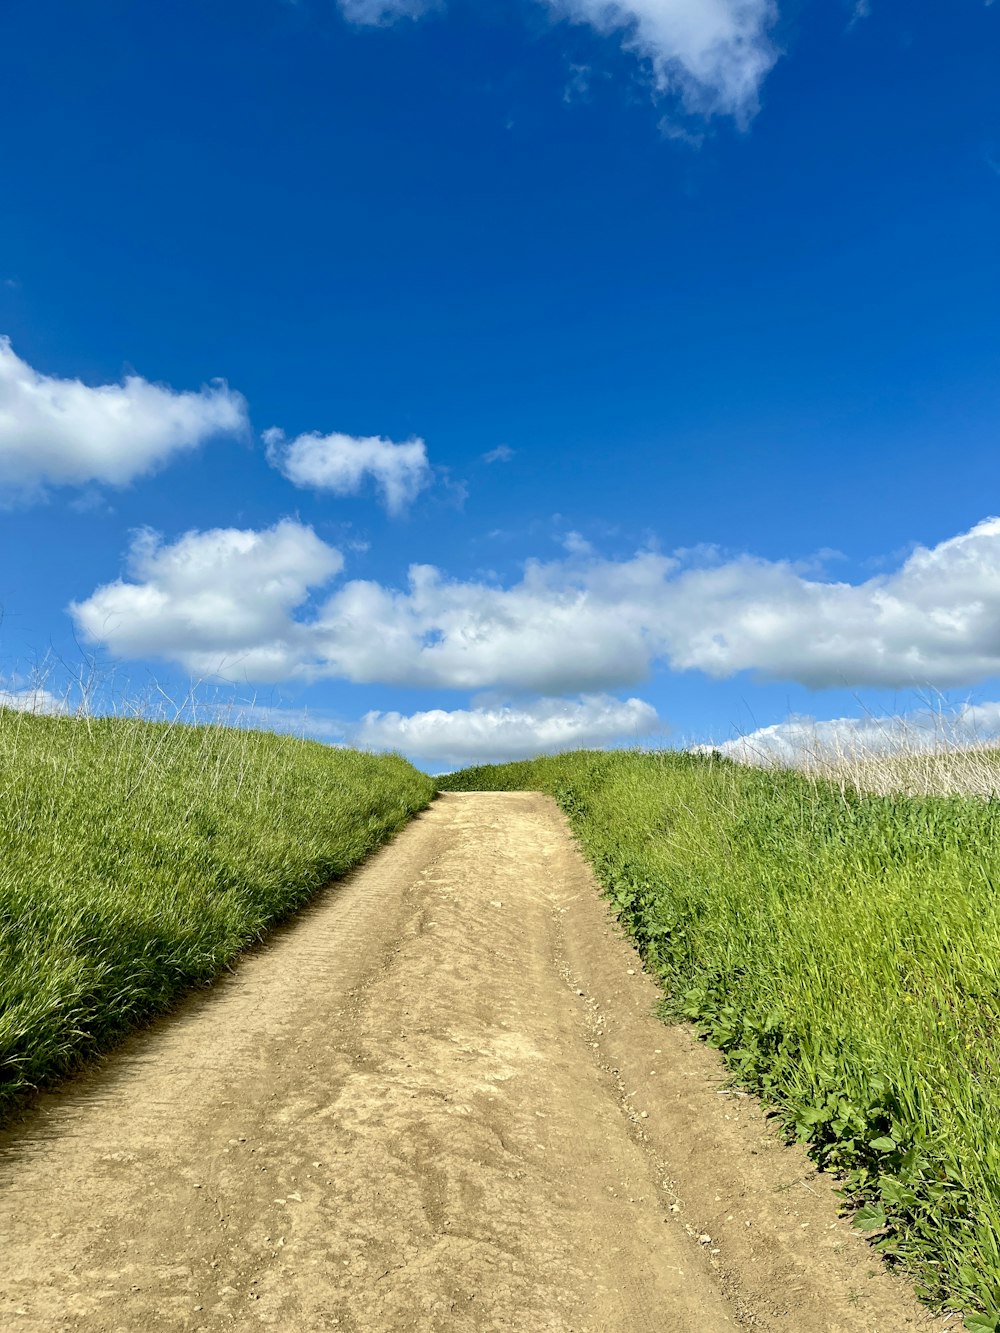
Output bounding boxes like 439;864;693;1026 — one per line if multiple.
0;793;946;1332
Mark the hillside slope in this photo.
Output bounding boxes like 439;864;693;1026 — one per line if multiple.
0;711;433;1111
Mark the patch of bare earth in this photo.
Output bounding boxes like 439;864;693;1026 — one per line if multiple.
0;793;954;1331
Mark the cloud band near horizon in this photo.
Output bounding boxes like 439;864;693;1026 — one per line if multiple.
69;515;1000;696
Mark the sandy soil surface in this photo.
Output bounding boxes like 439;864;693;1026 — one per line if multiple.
0;792;954;1332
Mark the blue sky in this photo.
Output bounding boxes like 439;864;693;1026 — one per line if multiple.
2;0;999;769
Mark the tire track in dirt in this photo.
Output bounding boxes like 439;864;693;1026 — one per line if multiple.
0;793;951;1331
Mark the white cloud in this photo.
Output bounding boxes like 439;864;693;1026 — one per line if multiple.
661;517;1000;689
310;551;676;691
72;515;1000;697
338;0;432;22
542;0;778;118
71;521;343;683
483;443;515;464
849;0;871;24
561;530;594;555
334;0;777;121
699;700;1000;767
135;690;659;767
0;338;248;501
265;427;431;515
354;693;661;765
0;687;69;715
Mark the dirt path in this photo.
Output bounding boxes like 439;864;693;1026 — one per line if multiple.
0;793;949;1332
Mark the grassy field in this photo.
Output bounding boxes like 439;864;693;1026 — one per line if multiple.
439;750;1000;1328
0;710;433;1114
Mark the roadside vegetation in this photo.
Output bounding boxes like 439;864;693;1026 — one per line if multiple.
807;744;1000;802
0;709;433;1115
710;710;1000;800
439;750;1000;1328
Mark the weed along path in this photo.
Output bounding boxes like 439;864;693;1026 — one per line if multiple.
1;794;944;1333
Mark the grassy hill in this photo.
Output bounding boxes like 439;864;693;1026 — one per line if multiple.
0;710;433;1114
439;750;1000;1327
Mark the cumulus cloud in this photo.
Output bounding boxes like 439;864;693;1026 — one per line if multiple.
310;551;675;691
700;700;1000;767
265;427;432;515
72;515;1000;696
354;693;661;765
71;521;343;682
661;517;1000;689
0;338;248;501
541;0;778;117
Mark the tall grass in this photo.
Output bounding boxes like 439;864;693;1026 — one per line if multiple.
812;743;1000;801
440;751;1000;1327
0;710;433;1113
705;707;1000;799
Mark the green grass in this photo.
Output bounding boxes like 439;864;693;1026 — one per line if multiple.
439;750;1000;1328
0;710;433;1114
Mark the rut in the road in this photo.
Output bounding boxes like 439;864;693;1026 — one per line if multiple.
0;793;942;1332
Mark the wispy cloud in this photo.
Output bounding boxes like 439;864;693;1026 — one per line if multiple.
338;0;434;23
848;0;871;30
482;443;515;464
542;0;778;119
335;0;779;121
563;62;594;103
